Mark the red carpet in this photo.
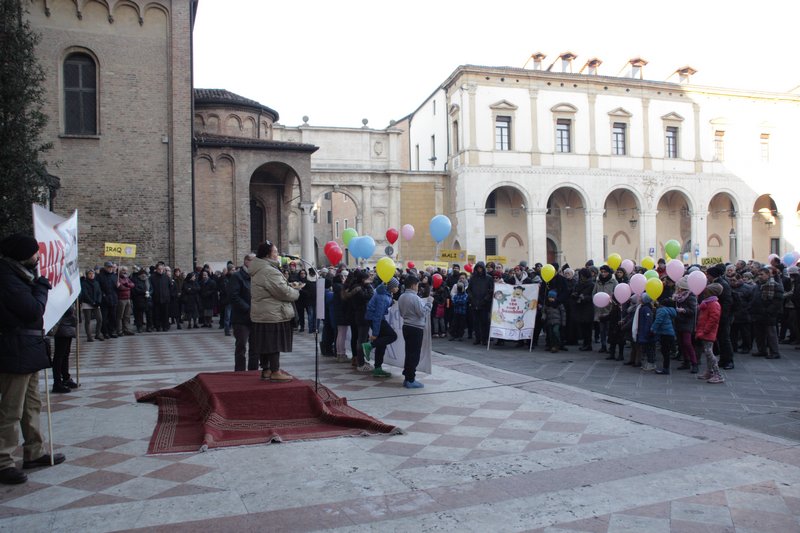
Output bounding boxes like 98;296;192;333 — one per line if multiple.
135;372;401;454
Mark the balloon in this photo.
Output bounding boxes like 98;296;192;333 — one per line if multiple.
614;283;632;304
342;228;358;247
644;269;659;280
432;273;443;289
641;256;655;270
401;224;415;241
688;270;707;296
325;243;343;265
666;259;685;282
464;263;473;273
620;259;634;275
324;241;338;258
665;240;681;260
541;264;556;283
630;273;646;294
768;253;779;263
645;278;663;300
682;252;690;262
384;245;394;256
385;228;399;245
429;215;452;243
407;261;415;269
376;257;396;283
783;252;796;267
593;292;611;308
349;236;375;260
606;253;622;271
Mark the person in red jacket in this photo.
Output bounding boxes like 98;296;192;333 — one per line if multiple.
116;266;136;336
697;283;724;383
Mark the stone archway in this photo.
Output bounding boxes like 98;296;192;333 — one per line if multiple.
249;162;302;255
483;185;529;265
604;188;640;261
656;190;692;259
546;187;586;265
752;194;780;260
707;192;738;262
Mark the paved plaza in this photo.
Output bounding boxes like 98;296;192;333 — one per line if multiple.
0;327;799;532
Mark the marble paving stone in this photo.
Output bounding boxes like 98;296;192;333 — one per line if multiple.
4;485;92;512
100;477;180;500
670;502;734;526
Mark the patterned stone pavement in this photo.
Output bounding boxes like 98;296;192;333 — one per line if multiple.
0;326;799;532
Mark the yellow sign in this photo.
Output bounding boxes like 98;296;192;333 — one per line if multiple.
439;249;467;262
486;255;508;264
701;257;723;266
467;254;476;264
423;261;449;269
104;242;137;258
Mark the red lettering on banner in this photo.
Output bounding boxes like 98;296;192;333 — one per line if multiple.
38;240;65;286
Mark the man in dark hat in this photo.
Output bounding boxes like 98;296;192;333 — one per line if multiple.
0;234;66;485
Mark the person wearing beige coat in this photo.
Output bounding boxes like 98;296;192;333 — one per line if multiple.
248;240;300;382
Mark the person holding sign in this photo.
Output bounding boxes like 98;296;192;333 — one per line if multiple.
0;234;65;485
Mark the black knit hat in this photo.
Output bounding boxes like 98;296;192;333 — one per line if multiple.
0;234;39;261
707;265;725;278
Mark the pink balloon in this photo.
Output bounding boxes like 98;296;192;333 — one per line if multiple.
768;253;779;263
688;270;707;296
401;224;415;241
629;273;646;294
614;283;631;304
666;259;685;282
593;292;611;308
620;259;634;275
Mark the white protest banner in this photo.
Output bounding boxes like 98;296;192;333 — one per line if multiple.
33;205;80;333
382;302;432;374
488;283;539;341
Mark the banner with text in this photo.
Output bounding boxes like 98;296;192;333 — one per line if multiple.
33;204;80;333
488;283;539;341
438;249;467;263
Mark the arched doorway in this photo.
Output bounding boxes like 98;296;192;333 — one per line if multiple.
313;190;359;266
752;194;780;260
603;189;640;262
656;190;692;259
484;185;529;265
707;192;738;262
546;187;586;266
546;238;557;265
249;162;301;254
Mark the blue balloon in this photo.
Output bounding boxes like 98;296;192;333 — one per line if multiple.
429;215;452;243
349;236;375;260
783;252;796;267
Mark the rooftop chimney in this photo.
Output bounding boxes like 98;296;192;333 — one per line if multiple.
559;51;577;73
628;57;648;79
531;52;546;71
676;65;697;84
585;57;602;75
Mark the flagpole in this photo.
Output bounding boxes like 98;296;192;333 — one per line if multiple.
43;367;55;465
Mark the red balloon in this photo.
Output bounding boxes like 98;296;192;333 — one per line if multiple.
385;228;399;245
464;264;473;273
324;241;337;256
432;273;443;289
325;244;343;265
407;261;415;269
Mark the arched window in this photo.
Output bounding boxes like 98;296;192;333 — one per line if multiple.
64;52;97;134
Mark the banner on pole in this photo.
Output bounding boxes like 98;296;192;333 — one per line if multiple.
488;283;539;341
439;249;467;262
33;205;80;333
104;242;137;258
486;255;508;265
382;303;432;374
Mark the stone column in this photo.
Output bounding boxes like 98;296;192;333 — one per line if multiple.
588;93;598;168
388;180;401;230
642;98;652;170
467;84;479;165
529;207;547;264
693;103;702;173
299;201;315;266
529;88;540;166
586;209;605;262
640;210;658;259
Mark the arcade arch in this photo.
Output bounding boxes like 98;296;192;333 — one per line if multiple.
483;185;529;265
603;189;640;261
707;192;738;262
546;187;586;266
656;190;692;259
752;194;780;260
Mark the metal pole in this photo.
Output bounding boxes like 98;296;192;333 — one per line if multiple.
74;299;80;387
42;368;54;465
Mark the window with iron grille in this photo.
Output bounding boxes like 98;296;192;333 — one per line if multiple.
485;237;497;256
64;53;97;135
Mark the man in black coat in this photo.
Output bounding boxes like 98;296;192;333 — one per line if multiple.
0;234;65;485
96;261;119;338
706;264;735;369
466;262;494;345
230;254;255;371
149;262;172;332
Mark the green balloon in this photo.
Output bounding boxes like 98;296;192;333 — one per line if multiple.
644;269;659;280
665;239;681;260
342;228;358;247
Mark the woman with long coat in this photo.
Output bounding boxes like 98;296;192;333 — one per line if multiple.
571;268;595;351
249;240;300;382
181;272;200;329
199;271;217;327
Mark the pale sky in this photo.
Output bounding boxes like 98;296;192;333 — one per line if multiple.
193;0;798;129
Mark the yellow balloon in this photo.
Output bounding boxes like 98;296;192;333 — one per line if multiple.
641;256;655;270
607;253;622;271
541;264;556;283
376;257;396;284
645;277;663;300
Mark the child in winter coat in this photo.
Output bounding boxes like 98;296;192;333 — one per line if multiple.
697;283;724;383
543;290;566;352
651;301;677;374
635;294;656;370
362;277;400;378
449;283;468;341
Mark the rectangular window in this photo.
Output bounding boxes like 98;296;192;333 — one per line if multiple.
64;54;97;135
714;130;725;161
324;192;331;200
612;122;626;155
760;133;770;162
415;144;420;170
326;210;332;224
556;119;571;153
335;221;340;238
485;237;497;256
312;209;318;224
431;134;436;162
433;100;436;115
495;116;511;150
665;126;678;158
344;218;348;230
770;238;780;256
452;120;459;152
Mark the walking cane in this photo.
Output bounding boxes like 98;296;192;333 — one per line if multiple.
43;367;55;465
